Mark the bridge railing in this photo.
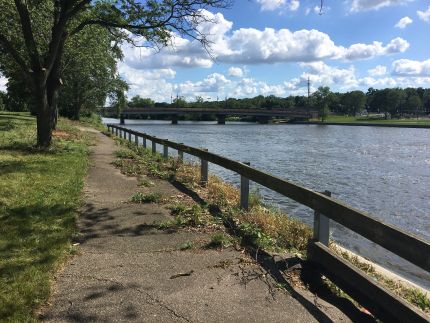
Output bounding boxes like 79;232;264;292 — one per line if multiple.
107;124;430;322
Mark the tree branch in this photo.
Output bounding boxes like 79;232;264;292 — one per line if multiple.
66;0;91;19
0;34;29;73
13;0;42;72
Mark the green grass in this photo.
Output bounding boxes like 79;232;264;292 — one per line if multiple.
0;112;91;321
78;113;106;131
323;115;430;126
130;192;163;203
206;233;236;249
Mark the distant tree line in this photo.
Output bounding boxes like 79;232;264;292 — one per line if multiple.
117;86;430;121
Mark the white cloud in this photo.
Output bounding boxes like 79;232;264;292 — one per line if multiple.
368;65;387;76
392;58;430;76
395;16;413;29
257;0;299;12
417;6;430;23
176;73;231;95
344;37;409;60
313;5;322;14
349;0;413;12
121;11;409;71
228;67;244;77
288;0;300;11
359;76;398;88
232;78;288;97
300;62;359;89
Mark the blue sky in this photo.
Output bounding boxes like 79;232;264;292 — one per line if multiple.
2;0;429;102
116;0;430;102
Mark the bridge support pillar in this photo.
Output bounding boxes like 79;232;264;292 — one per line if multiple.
120;115;125;125
217;115;226;124
171;115;178;125
257;116;272;124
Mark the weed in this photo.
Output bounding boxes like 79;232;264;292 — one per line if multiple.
115;149;137;159
139;178;155;187
169;204;209;227
332;245;430;314
179;241;195;250
131;192;163;204
237;221;276;249
249;188;263;208
206;233;235;249
405;288;430;311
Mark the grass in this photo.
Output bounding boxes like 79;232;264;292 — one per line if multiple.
0;112;92;321
112;135;312;253
78;113;106;131
322;114;430;126
179;240;195;250
130;192;163;203
159;203;211;229
206;233;236;249
331;245;430;314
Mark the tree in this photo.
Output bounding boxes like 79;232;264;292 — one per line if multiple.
173;96;187;108
0;0;231;147
405;94;423;119
312;86;333;121
58;24;124;120
0;91;5;111
129;96;155;108
342;90;366;116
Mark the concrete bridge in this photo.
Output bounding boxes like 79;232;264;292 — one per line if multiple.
119;108;318;124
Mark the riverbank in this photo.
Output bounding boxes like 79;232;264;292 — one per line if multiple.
297;115;430;128
108;131;429;318
0;112;93;320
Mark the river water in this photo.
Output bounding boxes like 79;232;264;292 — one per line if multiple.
105;119;430;289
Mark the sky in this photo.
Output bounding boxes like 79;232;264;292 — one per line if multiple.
118;0;430;102
1;0;430;103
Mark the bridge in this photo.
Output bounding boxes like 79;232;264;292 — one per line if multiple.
119;108;318;124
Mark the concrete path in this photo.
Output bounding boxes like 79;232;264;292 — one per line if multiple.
42;130;347;322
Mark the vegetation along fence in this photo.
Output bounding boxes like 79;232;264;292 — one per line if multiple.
107;124;430;322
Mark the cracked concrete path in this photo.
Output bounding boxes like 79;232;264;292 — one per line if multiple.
41;130;344;322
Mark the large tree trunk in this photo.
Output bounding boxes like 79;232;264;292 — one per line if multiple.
34;75;60;147
35;88;54;147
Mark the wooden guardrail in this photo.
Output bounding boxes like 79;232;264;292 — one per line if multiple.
107;124;430;322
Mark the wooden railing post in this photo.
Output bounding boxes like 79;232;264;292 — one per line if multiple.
240;162;250;210
128;131;131;142
178;143;184;161
143;137;146;149
152;139;156;154
200;149;208;187
313;190;331;246
134;134;139;146
163;142;168;159
115;127;118;136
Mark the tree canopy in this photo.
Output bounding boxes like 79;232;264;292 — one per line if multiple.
0;0;232;146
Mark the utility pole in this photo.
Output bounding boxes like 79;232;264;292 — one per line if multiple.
307;77;311;99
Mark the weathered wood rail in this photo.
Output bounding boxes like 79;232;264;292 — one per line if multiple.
107;124;430;322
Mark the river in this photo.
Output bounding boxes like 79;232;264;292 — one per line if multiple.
104;118;430;289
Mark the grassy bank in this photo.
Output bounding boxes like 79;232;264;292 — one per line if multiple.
111;134;430;316
320;115;430;126
0;112;92;321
